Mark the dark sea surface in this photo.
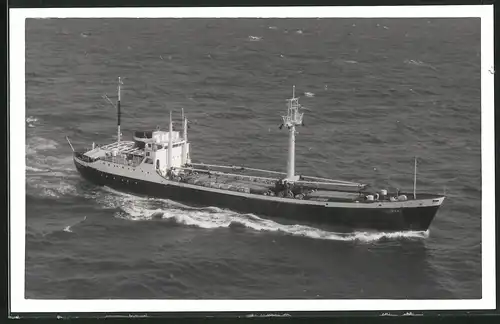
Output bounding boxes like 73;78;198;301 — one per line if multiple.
25;18;482;300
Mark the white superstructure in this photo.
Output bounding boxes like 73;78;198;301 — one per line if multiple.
80;77;191;177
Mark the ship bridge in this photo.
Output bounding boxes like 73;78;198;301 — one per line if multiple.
133;130;184;149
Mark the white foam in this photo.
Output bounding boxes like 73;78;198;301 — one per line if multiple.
26;116;38;124
61;216;87;233
56;183;78;196
26;166;48;172
26;137;59;152
404;59;438;71
27;178;78;199
41;188;59;198
248;35;262;41
26;116;37;123
99;187;428;242
26;149;75;183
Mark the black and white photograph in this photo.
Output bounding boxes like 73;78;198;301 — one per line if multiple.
10;5;495;314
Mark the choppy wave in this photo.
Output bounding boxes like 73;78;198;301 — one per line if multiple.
26;136;59;154
26;136;78;199
404;59;438;71
26;166;49;172
98;186;428;243
27;178;78;199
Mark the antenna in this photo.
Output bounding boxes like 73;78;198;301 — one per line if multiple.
413;156;417;200
281;85;304;180
102;94;116;108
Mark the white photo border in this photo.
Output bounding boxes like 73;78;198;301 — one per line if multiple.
10;5;495;313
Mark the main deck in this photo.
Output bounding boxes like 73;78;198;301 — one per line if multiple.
160;163;427;204
76;140;438;205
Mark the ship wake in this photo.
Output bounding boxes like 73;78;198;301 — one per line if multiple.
99;187;429;243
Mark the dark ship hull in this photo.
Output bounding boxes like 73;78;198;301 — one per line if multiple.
74;156;439;231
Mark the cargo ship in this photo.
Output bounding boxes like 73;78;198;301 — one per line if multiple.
69;77;445;231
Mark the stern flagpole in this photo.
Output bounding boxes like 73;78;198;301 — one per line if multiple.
65;136;75;152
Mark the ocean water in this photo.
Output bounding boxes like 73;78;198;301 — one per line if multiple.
24;18;481;300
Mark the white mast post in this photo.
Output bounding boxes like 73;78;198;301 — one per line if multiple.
181;108;188;165
413;156;417;199
117;77;122;144
168;110;173;169
282;85;304;181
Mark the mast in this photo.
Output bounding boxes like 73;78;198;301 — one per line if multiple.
182;108;188;165
281;85;304;180
413;156;417;199
117;77;122;143
168;111;173;169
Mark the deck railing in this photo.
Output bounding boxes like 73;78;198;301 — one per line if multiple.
101;155;144;167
